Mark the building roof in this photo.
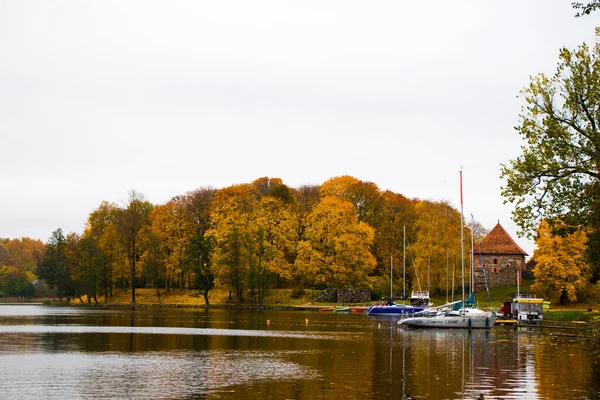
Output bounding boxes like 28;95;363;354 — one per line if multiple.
475;223;528;256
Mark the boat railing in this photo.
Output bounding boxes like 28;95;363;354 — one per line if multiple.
514;293;539;299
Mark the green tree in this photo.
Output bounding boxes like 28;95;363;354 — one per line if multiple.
500;35;600;280
36;228;75;301
573;1;600;16
0;266;35;297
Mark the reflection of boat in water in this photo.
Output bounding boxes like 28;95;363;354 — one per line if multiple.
366;291;429;316
399;170;496;330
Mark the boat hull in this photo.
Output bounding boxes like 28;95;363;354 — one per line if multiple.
399;314;496;329
366;305;425;316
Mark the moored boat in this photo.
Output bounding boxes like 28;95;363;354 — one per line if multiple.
366;291;429;316
398;308;496;328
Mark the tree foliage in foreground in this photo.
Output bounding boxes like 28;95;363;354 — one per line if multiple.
501;34;600;280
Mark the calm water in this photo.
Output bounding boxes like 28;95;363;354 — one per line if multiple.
0;305;597;399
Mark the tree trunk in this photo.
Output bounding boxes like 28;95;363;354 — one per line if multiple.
130;241;136;304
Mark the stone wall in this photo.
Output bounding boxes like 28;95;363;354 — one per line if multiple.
474;254;526;288
317;288;371;303
317;288;338;302
337;288;371;303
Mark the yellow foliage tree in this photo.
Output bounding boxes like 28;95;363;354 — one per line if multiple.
85;201;124;301
295;196;376;287
148;198;194;289
411;200;463;296
208;184;258;302
531;220;589;303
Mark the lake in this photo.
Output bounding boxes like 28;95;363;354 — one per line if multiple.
0;304;597;399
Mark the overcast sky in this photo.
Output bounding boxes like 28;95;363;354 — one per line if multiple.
1;1;598;256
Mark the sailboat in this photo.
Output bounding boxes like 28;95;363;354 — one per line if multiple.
399;169;497;329
367;227;430;316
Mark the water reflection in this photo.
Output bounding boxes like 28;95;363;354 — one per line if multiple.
0;305;597;399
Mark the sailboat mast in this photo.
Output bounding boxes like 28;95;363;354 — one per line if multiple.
403;225;406;300
390;256;393;300
471;213;475;294
460;168;465;310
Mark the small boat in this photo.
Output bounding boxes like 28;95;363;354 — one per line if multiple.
350;308;366;313
333;307;350;313
501;294;544;324
366;291;429;316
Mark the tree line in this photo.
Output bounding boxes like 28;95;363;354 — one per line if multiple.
30;176;478;305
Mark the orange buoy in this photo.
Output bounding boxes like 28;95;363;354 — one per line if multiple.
266;319;271;325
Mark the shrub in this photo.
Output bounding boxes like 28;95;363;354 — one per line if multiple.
291;285;305;299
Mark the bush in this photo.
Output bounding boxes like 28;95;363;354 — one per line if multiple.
291;285;305;299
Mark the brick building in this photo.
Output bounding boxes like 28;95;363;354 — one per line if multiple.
474;223;528;288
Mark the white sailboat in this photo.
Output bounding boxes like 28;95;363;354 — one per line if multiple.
399;169;497;329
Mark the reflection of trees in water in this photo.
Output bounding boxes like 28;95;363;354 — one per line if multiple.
587;325;600;392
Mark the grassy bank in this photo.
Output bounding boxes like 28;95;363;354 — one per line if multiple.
2;281;598;312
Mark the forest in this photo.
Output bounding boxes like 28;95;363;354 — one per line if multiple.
1;176;485;305
0;174;595;306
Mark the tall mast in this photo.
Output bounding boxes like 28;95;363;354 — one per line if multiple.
390;255;393;300
471;213;475;295
403;225;406;300
460;168;465;310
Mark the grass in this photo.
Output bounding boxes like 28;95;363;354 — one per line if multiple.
4;280;599;312
543;310;600;322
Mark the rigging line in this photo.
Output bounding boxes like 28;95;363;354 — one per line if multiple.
477;244;493;309
407;243;422;293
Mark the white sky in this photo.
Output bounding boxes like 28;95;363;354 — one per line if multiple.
1;1;598;257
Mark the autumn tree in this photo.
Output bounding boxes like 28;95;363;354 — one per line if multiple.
531;220;590;303
411;200;463;296
0;237;44;297
208;184;257;303
116;191;153;304
68;234;104;303
139;228;166;304
248;196;297;305
500;34;600;281
85;201;123;301
372;191;418;298
295;196;376;288
182;187;216;304
0;238;45;272
209;180;298;304
147;198;194;289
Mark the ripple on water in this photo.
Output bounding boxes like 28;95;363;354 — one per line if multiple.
0;350;321;400
0;324;361;341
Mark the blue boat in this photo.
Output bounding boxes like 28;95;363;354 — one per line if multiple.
366;291;430;316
